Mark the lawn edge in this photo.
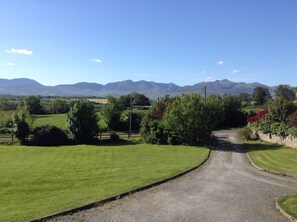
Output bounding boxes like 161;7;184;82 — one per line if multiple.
276;199;297;222
246;148;295;177
30;147;211;222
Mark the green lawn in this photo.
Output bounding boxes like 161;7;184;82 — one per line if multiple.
279;195;297;219
246;141;297;219
0;143;209;222
32;114;67;130
246;141;297;174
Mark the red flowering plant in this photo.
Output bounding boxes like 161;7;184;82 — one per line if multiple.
247;109;268;124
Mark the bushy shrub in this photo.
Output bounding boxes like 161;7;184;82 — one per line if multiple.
247;109;268;123
287;110;297;128
141;117;168;144
31;125;68;146
266;97;296;122
163;94;224;145
12;113;30;145
109;132;119;141
218;95;247;128
270;122;289;138
288;127;297;138
238;127;252;140
258;119;272;134
67;100;99;143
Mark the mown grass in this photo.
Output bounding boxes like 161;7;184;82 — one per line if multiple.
279;195;297;219
0;143;209;222
246;141;297;219
32;114;67;130
246;140;297;174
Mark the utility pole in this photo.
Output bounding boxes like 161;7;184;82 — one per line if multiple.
128;97;132;138
204;85;207;99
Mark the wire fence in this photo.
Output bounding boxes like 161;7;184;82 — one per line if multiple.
0;132;140;143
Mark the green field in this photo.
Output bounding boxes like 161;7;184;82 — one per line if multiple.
0;143;209;222
242;105;267;114
32;113;109;131
246;141;297;174
279;195;297;219
32;114;67;130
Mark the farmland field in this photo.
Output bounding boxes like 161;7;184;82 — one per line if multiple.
32;113;67;130
0;143;209;222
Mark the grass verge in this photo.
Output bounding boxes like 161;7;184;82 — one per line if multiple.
0;143;208;222
278;195;297;219
245;140;297;174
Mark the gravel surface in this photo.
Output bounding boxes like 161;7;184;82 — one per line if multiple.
50;129;297;222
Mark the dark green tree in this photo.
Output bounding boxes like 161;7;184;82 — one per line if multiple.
12;113;30;145
100;96;123;130
275;85;295;101
24;96;42;114
50;99;69;113
252;87;272;105
67;100;99;143
218;95;247;128
163;94;224;145
118;92;150;107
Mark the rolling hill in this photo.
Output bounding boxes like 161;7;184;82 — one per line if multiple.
0;78;276;98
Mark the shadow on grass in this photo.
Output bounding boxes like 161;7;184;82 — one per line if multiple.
244;142;282;152
89;139;142;146
212;136;281;154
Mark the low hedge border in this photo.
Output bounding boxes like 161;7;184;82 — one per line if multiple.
30;147;211;222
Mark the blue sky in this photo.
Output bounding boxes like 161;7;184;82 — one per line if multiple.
0;0;296;86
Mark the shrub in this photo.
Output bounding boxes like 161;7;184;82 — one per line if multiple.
109;132;120;141
288;127;297;138
218;95;247;128
270;122;289;138
31;125;68;146
67;100;99;144
238;127;252;140
247;109;268;123
12;113;30;145
266;97;296;122
258;119;271;134
287;110;297;127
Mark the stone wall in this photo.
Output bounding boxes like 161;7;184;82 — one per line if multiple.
256;132;297;149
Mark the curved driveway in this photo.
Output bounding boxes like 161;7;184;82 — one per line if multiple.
52;129;297;222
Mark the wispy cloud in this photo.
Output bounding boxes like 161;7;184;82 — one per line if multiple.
6;48;33;55
232;69;240;74
217;60;224;65
6;62;15;66
91;58;102;63
204;76;213;81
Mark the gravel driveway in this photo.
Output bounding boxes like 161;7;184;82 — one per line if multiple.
50;129;297;222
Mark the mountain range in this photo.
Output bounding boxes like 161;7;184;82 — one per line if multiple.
0;78;276;98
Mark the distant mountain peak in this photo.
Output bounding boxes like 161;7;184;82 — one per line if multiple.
0;77;275;98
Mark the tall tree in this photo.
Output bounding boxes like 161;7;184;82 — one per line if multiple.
24;96;42;114
118;92;150;107
252;87;272;105
275;84;295;100
100;96;123;130
12;113;30;145
67;100;99;143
